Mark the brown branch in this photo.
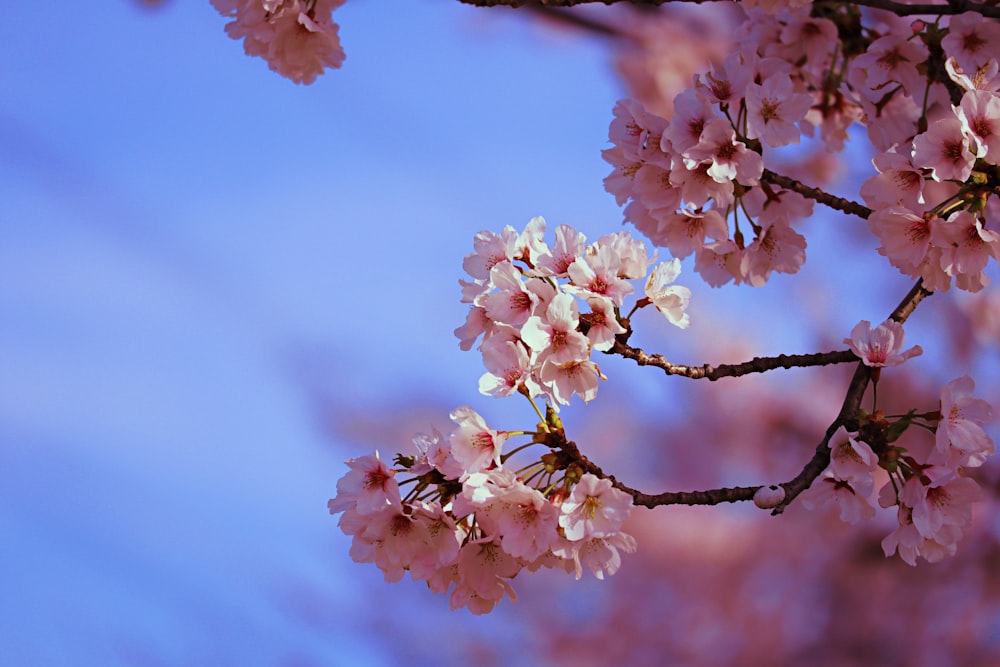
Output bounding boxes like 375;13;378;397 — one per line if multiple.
762;169;873;221
608;341;858;380
459;0;1000;18
769;278;931;513
565;279;933;512
831;0;1000;19
526;6;631;39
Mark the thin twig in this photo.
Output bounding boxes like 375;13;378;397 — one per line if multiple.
770;278;931;513
762;169;873;221
564;279;932;511
609;343;858;380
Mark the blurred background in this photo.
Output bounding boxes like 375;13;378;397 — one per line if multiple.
1;1;999;665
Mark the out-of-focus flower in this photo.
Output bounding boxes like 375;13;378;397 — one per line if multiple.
212;0;346;84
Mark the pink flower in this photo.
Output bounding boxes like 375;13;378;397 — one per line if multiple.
934;375;995;468
844;319;922;368
482;261;536;327
357;504;432;583
860;151;925;210
851;33;928;101
644;259;692;328
648;207;729;260
558;474;633;541
945;57;1000;93
328;450;402;515
669;162;735;208
583;296;626;352
535;224;587;277
567;245;634;306
520;293;590;364
598;230;654;280
744;74;812;147
682;119;763;185
607;98;671;166
538;358;605;405
801;473;877;524
956;90;1000;163
932;211;1000;292
882;504;960;566
739;219;807;287
828;426;878;485
407;502;465;583
454;306;492;351
899;473;981;543
454;536;522;612
911;116;977;182
462;227;518;283
448;406;508;477
493;482;561;561
553;531;638;581
694;239;743;287
942;12;1000;73
478;338;537;399
213;0;346;85
865;206;936;277
663;89;719;154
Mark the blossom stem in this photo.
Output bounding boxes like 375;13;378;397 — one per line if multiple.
608;342;857;380
761;170;873;220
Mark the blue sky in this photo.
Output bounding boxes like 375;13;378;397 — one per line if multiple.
0;2;630;664
2;2;998;665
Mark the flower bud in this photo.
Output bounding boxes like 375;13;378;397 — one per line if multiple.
753;484;786;509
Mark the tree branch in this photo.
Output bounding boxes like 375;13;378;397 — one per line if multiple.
769;278;931;513
568;279;933;512
608;341;858;380
458;0;1000;19
762;169;873;221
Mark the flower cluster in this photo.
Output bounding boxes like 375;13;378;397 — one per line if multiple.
211;0;345;84
605;8;1000;291
328;406;637;614
803;375;994;565
455;217;691;407
843;13;1000;293
602;90;811;288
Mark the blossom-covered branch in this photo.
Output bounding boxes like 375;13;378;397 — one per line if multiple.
569;280;933;513
772;279;932;512
320;0;1000;612
608;341;858;380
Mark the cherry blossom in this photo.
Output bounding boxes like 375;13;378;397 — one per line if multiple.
911;117;977;183
844;319;922;369
327;450;401;515
644;259;692;328
558;473;634;541
743;74;811;147
934;375;995;468
448;406;507;477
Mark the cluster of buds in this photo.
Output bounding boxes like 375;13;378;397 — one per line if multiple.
328;406;636;614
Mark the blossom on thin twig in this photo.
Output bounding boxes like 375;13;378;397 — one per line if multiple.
844;319;922;369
